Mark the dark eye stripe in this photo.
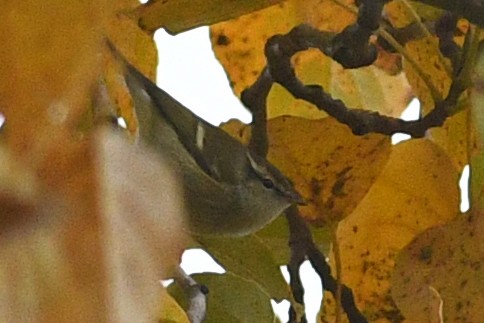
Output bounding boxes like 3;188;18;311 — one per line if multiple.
262;178;274;189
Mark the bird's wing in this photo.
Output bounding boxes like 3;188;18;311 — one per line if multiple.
123;58;221;180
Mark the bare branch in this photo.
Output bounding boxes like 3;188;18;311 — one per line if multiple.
259;23;467;137
285;207;368;323
241;67;273;157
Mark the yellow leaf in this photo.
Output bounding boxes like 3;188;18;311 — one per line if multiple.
0;1;103;164
159;290;190;323
428;108;470;171
0;2;186;321
133;0;286;34
385;2;451;107
105;0;158;78
384;0;444;28
220;118;252;146
223;116;391;225
392;213;484;322
403;36;451;110
267;116;391;225
0;143;39;212
321;139;459;322
211;0;410;119
385;2;468;172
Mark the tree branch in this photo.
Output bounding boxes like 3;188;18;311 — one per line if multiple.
259;23;466;137
241;67;273;157
285;207;368;323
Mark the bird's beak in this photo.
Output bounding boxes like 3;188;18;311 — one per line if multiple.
289;189;307;206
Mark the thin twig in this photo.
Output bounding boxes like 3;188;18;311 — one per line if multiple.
376;28;444;102
329;0;358;15
402;0;453;77
286;206;311;323
331;224;343;323
401;0;433;39
241;67;273;156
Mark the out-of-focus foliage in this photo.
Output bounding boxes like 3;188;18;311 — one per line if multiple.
1;0;482;322
132;0;286;34
0;1;186;321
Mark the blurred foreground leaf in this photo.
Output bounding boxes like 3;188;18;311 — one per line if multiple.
134;0;285;34
0;128;187;320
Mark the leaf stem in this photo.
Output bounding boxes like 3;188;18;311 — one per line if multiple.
329;0;358;15
401;0;453;77
457;26;481;90
376;28;443;102
401;0;432;38
331;223;343;323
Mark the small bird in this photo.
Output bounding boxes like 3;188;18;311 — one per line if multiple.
118;49;304;236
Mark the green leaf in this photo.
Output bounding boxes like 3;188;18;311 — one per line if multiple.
197;226;290;301
254;216;332;265
169;273;276;323
159;291;190;323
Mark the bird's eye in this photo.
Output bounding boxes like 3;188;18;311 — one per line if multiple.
262;178;274;189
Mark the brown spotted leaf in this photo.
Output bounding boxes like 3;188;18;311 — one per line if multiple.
391;213;483;322
222;116;391;225
321;139;459;322
385;1;468;171
223;116;391;225
391;33;484;323
267;116;391;225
